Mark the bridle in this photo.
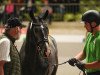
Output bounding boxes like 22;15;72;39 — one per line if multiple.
31;20;50;58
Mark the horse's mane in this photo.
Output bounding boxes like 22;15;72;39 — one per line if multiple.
24;22;37;60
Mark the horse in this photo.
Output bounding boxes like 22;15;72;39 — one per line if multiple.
20;10;58;75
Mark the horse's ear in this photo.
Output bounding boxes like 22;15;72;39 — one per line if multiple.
42;10;49;20
39;10;49;20
29;10;36;21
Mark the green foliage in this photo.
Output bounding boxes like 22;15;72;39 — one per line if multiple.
75;13;82;21
64;13;75;21
80;0;99;13
53;13;63;21
80;7;90;13
23;13;31;21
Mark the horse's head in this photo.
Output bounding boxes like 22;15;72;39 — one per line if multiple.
28;10;50;57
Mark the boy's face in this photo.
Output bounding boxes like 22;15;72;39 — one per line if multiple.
84;22;91;32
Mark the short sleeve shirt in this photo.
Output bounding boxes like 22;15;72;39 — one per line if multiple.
0;38;11;62
84;31;100;73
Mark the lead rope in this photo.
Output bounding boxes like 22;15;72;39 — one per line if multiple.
53;60;68;66
79;70;86;75
53;60;87;75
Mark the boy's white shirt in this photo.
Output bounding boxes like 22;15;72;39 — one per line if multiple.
0;38;11;62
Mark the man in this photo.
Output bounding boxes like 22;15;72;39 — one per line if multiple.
68;10;100;75
0;17;22;75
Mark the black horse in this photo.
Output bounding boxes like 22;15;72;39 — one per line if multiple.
20;10;58;75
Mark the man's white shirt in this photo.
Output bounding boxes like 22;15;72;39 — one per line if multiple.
0;38;11;62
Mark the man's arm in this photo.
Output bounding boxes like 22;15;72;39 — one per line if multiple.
84;61;100;69
0;61;6;75
0;38;10;75
68;50;86;66
75;50;86;61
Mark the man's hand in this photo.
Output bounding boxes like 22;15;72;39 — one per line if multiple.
68;58;78;66
75;61;85;71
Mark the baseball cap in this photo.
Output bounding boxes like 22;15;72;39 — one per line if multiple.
5;17;22;28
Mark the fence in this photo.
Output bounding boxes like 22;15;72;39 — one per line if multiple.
0;3;100;26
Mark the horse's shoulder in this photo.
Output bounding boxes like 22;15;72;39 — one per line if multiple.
48;35;55;43
48;35;57;49
48;35;55;41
